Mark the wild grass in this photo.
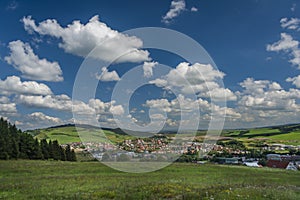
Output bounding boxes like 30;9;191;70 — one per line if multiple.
0;160;299;199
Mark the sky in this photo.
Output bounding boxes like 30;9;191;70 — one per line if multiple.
1;0;300;130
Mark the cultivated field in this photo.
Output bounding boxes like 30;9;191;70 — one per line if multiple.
0;160;299;199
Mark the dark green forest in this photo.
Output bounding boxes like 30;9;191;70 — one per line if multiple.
0;118;76;161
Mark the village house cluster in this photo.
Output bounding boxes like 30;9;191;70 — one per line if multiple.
66;137;300;171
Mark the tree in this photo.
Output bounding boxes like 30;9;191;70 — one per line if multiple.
48;140;54;159
51;140;61;160
65;144;72;161
70;149;77;162
40;139;49;160
30;138;43;159
0;118;66;161
11;138;20;159
60;146;66;161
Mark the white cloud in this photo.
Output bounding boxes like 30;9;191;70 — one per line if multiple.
0;96;10;104
266;33;298;52
191;7;198;12
22;15;150;63
0;76;52;96
286;75;300;88
290;48;300;68
95;67;120;81
162;0;186;24
238;78;300;112
145;94;240;128
143;61;158;78
201;88;237;101
280;18;300;30
17;93;125;120
0;96;17;116
17;94;93;114
109;105;124;116
267;33;300;69
28;112;62;124
225;78;300;128
5;40;63;82
0;102;17;114
146;98;172;113
149;62;236;101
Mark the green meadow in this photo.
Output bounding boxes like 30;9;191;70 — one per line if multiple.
0;160;299;199
32;126;134;145
31;124;300;146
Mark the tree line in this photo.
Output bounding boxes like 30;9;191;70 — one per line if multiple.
0;118;76;161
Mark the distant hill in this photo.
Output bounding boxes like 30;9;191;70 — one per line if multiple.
29;124;136;145
28;122;300;146
221;123;300;146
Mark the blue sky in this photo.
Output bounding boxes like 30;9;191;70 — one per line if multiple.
1;0;300;130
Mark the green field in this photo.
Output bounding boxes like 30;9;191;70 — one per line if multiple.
32;126;134;145
30;124;300;148
0;160;299;199
222;126;300;146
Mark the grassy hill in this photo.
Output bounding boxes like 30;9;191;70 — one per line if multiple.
28;123;300;147
29;125;135;145
221;124;300;146
0;160;299;199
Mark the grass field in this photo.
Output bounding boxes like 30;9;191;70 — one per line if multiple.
0;160;299;199
33;126;134;145
31;124;300;148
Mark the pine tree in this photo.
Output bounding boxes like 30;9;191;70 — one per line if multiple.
48;140;54;159
60;146;66;161
65;144;72;161
40;139;49;160
11;138;20;159
52;140;61;160
31;138;43;160
70;149;77;162
0;137;9;160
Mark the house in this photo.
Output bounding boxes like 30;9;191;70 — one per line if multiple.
266;154;281;161
243;161;260;167
216;157;240;165
267;160;289;169
266;160;298;170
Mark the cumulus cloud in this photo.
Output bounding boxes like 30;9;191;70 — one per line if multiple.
0;76;52;96
17;93;125;121
280;17;300;30
143;61;158;78
145;94;240;128
5;40;63;82
149;62;236;101
267;21;300;69
162;0;186;24
28;112;62;124
266;33;298;52
95;67;120;81
0;96;17;116
0;102;17;115
286;75;300;88
235;78;300;125
22;15;150;63
17;94;92;114
109;105;124;115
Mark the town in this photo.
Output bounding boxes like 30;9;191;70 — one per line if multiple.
67;135;300;171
